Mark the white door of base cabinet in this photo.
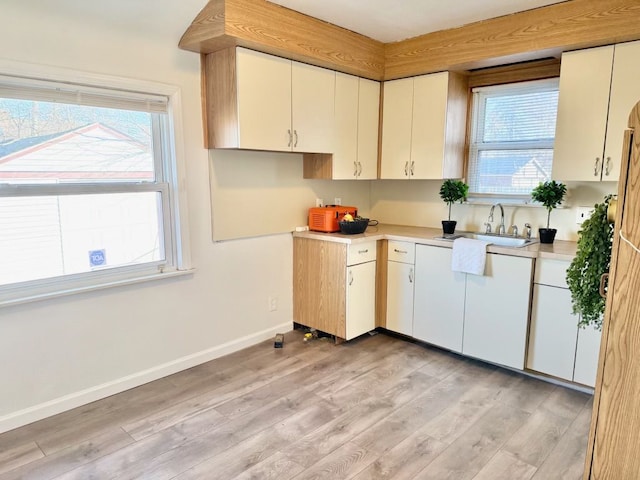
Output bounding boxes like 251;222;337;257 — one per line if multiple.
386;261;414;336
346;261;376;340
574;324;602;387
463;254;533;369
291;61;335;154
380;77;414;179
413;245;466;352
527;284;579;381
236;48;293;151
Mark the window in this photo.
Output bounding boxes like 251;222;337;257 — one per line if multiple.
467;78;559;198
0;70;187;305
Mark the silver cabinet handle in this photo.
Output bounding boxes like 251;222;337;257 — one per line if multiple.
348;270;354;286
605;156;612;176
393;249;408;254
404;161;408;176
409;268;414;283
354;161;358;177
594;157;601;176
358;249;369;254
293;130;298;148
410;161;415;176
357;162;362;177
287;129;292;147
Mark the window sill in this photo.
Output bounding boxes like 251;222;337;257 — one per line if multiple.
0;268;196;309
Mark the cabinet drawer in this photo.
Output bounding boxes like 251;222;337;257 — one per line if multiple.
347;241;377;266
535;258;571;288
387;241;415;264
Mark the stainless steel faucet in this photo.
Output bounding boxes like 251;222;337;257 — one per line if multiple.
524;223;532;239
510;224;518;237
488;203;505;235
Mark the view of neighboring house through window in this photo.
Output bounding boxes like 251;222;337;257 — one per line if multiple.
467;78;559;198
0;75;179;301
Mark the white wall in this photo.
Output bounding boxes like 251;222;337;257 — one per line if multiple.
0;0;371;432
370;180;617;241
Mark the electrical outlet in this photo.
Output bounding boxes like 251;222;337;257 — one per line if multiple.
315;198;323;207
576;206;594;225
268;296;278;312
334;197;342;205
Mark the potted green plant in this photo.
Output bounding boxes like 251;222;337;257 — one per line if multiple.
439;179;468;235
530;180;567;244
566;196;615;330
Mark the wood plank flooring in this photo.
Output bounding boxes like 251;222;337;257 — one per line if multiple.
0;330;592;479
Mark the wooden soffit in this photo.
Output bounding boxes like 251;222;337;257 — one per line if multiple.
179;0;385;80
180;0;640;81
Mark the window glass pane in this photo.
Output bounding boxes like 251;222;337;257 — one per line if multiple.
470;149;553;195
482;90;559;143
0;192;164;286
0;99;154;184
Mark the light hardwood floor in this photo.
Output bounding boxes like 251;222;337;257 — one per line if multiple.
0;330;592;479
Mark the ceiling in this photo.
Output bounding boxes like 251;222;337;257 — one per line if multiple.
268;0;567;43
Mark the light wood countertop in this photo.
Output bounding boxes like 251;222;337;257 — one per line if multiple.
293;223;577;261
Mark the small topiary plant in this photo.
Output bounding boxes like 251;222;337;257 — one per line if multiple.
566;195;614;330
531;180;567;229
439;179;469;221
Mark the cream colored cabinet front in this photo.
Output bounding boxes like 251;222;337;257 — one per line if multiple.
332;73;380;180
526;258;602;387
223;47;335;153
413;245;466;352
380;72;467;180
553;40;640;182
463;254;533;369
385;241;415;336
346;260;377;340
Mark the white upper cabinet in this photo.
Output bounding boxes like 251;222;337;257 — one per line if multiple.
331;73;380;179
553;41;640;182
381;72;467;180
206;47;334;153
236;48;293;152
291;61;335;153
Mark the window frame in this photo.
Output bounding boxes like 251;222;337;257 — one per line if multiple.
466;77;560;202
0;59;192;307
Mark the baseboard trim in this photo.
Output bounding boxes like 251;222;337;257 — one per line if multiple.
0;322;292;434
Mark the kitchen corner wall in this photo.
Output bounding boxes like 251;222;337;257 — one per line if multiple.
369;180;617;241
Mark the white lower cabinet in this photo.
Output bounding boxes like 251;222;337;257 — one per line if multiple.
385;241;416;336
346;260;377;340
413;245;465;352
526;258;602;387
463;254;533;369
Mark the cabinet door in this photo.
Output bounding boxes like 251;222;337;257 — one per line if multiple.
380;78;413;179
346;261;376;340
291;61;335;153
333;73;359;179
413;245;466;352
463;254;533;369
573;323;602;387
357;78;380;180
411;72;449;179
386;261;415;336
603;40;640;181
553;46;614;181
527;284;578;381
236;48;292;152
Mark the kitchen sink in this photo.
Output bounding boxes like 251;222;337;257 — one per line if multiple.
434;232;538;248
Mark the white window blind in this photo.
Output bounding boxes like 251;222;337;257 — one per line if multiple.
468;78;559;197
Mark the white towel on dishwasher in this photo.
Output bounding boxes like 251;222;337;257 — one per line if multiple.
451;237;490;276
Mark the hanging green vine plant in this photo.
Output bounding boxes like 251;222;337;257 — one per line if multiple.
566;195;615;330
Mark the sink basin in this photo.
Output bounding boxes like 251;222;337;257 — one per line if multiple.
433;232;538;248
